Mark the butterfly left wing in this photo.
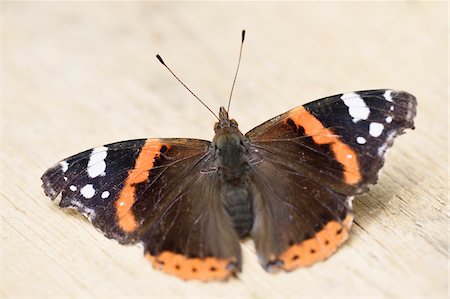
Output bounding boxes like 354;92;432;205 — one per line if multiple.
246;89;416;271
41;138;242;281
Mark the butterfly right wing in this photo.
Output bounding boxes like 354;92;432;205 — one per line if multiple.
41;138;241;281
245;90;416;271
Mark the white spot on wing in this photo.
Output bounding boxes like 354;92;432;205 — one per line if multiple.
60;161;69;173
385;116;393;123
69;185;77;191
356;136;366;144
54;194;62;206
384;90;393;102
101;191;110;199
390;106;394;111
87;146;108;178
80;184;95;199
377;131;397;156
406;100;415;121
369;122;384;137
69;200;96;221
347;196;354;209
341;93;370;123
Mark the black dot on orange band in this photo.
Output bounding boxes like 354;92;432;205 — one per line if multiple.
292;255;299;261
310;249;316;254
286;118;296;130
210;266;217;272
160;145;168;153
175;264;180;270
336;228;343;235
325;240;330;245
192;267;197;272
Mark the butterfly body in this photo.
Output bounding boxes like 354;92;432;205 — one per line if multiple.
41;89;417;281
213;107;253;237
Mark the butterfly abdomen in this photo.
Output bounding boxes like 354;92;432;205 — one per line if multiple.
221;183;253;238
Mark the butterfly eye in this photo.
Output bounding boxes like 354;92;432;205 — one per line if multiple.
230;119;238;127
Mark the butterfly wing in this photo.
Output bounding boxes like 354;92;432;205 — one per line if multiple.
42;139;153;243
249;160;353;271
246;89;416;270
41;138;241;281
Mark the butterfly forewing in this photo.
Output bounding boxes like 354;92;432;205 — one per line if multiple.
247;89;416;193
302;90;416;188
42;139;149;243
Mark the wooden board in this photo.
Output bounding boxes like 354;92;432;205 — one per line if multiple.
2;2;448;298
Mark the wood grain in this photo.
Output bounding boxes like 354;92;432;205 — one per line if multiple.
2;2;448;298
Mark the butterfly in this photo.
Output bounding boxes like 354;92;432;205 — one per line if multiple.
41;31;417;281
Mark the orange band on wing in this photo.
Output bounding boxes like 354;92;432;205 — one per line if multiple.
278;214;353;271
146;252;237;281
115;139;168;232
287;106;361;184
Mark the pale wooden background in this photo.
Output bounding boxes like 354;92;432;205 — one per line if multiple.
2;2;448;298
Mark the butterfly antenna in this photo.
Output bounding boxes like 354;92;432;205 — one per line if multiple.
156;54;219;121
226;29;246;113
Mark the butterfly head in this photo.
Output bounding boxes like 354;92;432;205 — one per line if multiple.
213;106;245;156
214;106;239;133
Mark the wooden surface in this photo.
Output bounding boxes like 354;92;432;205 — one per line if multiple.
2;2;448;298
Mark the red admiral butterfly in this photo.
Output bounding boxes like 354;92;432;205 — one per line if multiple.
41;31;417;281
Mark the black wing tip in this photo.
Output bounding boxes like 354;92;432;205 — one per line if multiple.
40;165;63;200
392;89;417;104
392;90;417;129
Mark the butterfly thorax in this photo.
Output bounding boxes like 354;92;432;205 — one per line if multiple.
213;107;253;237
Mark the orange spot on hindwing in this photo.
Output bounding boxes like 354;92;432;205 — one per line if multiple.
287;106;361;184
279;214;354;271
146;252;237;281
115;139;169;232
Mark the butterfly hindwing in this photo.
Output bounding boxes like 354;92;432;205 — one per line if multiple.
41;138;241;281
141;166;241;281
246;89;416;271
249;160;353;270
